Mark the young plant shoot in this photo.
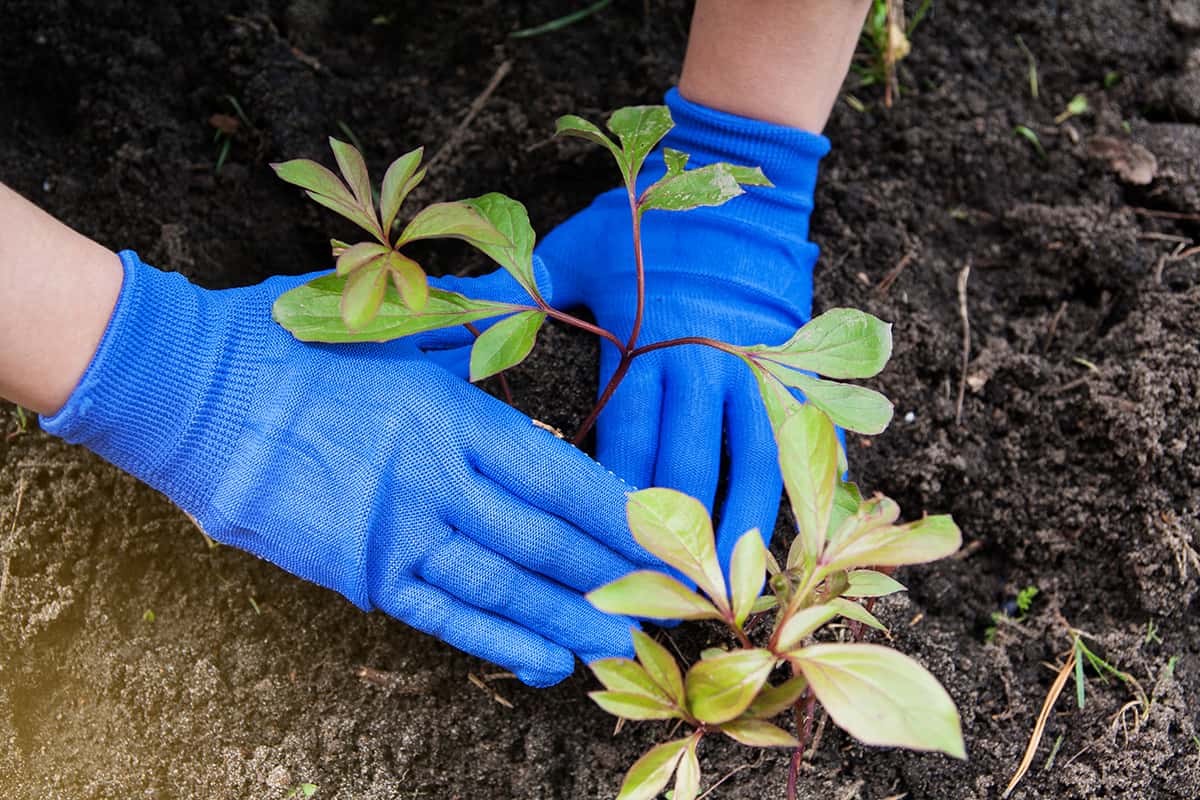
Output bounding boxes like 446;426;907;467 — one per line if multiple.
269;105;964;800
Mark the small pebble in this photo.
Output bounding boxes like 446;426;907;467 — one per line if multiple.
904;411;916;423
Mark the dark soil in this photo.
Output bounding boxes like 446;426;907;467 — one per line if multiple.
2;1;1198;798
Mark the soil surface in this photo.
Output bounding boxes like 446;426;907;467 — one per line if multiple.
2;1;1199;798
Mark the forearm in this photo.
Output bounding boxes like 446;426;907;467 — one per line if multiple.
0;183;123;415
679;0;873;132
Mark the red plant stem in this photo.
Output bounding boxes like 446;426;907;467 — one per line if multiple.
572;353;633;446
630;336;743;359
787;691;818;800
538;303;626;352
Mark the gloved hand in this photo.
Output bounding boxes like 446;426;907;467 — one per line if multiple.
536;88;831;570
41;251;653;687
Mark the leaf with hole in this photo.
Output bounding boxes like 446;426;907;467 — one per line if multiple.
626;488;728;612
790;643;965;758
606;105;673;185
587;571;723;621
615;738;691;800
273;276;517;343
684;648;776;724
469;310;544;381
748;309;893;379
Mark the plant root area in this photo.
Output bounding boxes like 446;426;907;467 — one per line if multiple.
2;2;1198;798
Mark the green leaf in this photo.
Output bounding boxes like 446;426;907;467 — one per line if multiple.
340;261;388;330
555;114;627;179
397;201;511;247
719;719;799;748
729;529;766;628
774;604;840;652
607;105;674;185
329;137;374;212
591;657;669;701
335;242;390;276
589;690;680;720
468;310;545;381
846;569;906;598
672;736;701;800
749;359;804;435
829;597;888;632
379;147;425;236
749;309;893;379
828;495;901;548
387;251;429;312
663;147;689;176
626;489;728;612
303;188;384;241
823;514;962;574
828;481;863;542
763;367;894;435
273;276;516;343
461;193;541;299
725;164;772;186
699;647;727;660
271;158;357;208
779;406;840;571
587;571;723;621
684;649;776;724
632;629;685;706
743;675;808;719
615;738;690;800
640;163;747;214
750;594;778;614
791;643;965;758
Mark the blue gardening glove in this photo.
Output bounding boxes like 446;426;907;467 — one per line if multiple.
41;251;654;687
536;89;831;570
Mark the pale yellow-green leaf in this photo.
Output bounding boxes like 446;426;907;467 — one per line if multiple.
779;406;840;571
590;657;668;701
774;604;840;652
823;515;962;574
586;571;723;621
685;649;776;724
828;481;864;543
719;719;799;748
829;597;888;633
846;570;907;598
750;594;778;615
751;309;893;379
729;529;766;628
615;738;690;800
626;489;728;613
743;675;808;719
791;643;965;758
672;737;700;800
632;629;685;706
764;367;894;435
589;690;680;720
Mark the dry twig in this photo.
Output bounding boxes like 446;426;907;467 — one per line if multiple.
429;60;513;169
955;262;971;426
1003;649;1076;798
0;477;26;611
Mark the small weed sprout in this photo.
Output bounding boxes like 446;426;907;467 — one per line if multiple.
210;95;253;174
854;0;933;107
269;105;964;799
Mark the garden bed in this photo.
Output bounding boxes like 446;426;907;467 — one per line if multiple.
1;1;1197;797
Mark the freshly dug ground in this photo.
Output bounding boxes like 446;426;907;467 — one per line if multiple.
2;1;1198;798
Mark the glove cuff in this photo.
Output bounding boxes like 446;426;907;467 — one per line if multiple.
663;87;831;198
40;250;269;516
